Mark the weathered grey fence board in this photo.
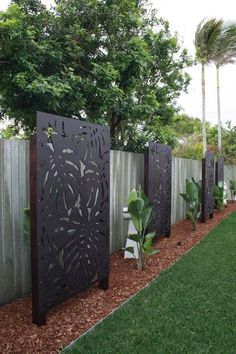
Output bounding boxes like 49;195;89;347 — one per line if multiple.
110;154;202;251
1;140;14;304
1;139;236;305
0;140;30;305
18;141;31;296
110;150;144;252
224;165;236;198
171;157;202;224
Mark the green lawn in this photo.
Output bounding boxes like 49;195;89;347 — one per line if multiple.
63;212;236;354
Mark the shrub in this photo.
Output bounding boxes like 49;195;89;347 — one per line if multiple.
214;181;224;211
180;178;201;231
125;187;158;270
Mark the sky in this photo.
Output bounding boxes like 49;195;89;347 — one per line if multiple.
152;0;236;127
0;0;236;127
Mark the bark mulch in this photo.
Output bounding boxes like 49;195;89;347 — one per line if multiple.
1;203;236;354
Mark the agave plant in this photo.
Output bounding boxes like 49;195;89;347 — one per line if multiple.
214;181;224;211
228;178;236;201
180;178;201;231
125;186;158;270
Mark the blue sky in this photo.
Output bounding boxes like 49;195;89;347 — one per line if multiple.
1;0;236;127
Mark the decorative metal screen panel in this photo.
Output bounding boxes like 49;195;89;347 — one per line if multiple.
144;142;172;238
201;151;214;222
215;157;224;184
30;112;110;326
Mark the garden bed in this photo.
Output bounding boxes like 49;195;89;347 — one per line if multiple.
1;202;236;353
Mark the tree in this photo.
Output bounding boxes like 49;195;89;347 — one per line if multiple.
172;113;236;165
212;22;236;154
0;0;191;150
194;18;223;156
172;113;203;136
221;121;236;165
0;1;55;134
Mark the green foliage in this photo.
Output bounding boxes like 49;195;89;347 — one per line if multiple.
214;181;224;211
174;138;203;160
194;18;236;156
125;186;158;270
64;212;236;354
180;178;201;231
221;122;236;165
212;22;236;68
0;120;29;139
0;125;16;139
172;115;236;164
0;0;191;150
228;178;236;201
123;124;178;153
172;114;204;136
194;18;223;65
173;114;210;160
194;18;224;155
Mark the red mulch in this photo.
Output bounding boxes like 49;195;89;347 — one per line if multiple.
1;203;236;354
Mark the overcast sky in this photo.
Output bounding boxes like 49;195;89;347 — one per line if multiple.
152;0;236;127
1;0;236;127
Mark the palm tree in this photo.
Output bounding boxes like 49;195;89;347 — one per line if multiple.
212;23;236;154
194;18;223;156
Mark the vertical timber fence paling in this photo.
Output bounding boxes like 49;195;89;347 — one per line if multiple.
0;139;31;306
1;138;236;306
30;134;45;325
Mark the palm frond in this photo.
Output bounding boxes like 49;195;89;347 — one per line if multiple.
213;23;236;67
194;17;223;64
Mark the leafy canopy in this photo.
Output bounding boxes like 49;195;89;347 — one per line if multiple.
0;0;191;150
172;114;236;164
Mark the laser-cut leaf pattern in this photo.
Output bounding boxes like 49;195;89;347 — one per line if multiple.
34;112;110;313
145;143;172;238
202;151;215;219
215;157;224;185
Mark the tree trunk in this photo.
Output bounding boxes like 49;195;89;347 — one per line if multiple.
201;63;207;156
137;246;144;271
216;66;222;154
110;112;122;148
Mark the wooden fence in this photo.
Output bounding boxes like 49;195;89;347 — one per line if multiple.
1;139;236;305
0;140;30;305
